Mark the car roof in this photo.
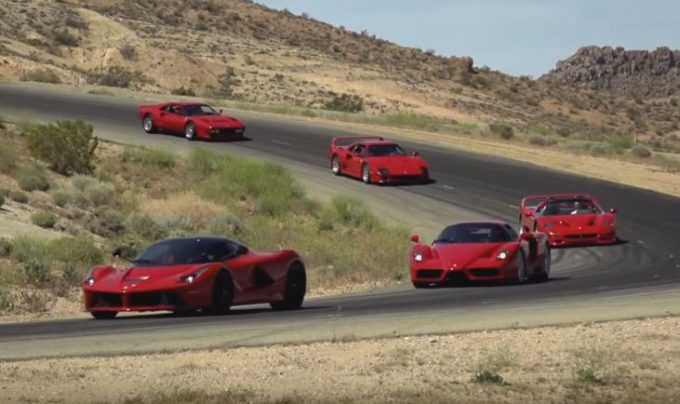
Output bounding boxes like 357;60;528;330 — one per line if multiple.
166;102;210;107
355;140;399;146
153;236;236;244
444;220;510;227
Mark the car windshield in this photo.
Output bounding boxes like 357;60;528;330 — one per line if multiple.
366;144;406;157
182;104;218;116
132;238;242;267
538;198;601;216
434;223;512;244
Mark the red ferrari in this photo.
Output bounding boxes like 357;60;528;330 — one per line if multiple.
82;237;306;319
410;221;550;287
519;194;618;247
138;102;245;140
328;136;429;184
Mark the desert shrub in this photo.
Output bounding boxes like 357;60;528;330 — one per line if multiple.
171;86;197;97
0;287;10;312
528;135;547;146
47;236;103;267
0;238;12;257
208;213;247;237
25;120;98;175
630;145;652;158
83;181;115;207
20;68;61;84
573;348;609;384
590;144;609;157
324;93;364;113
71;175;97;192
119;43;137;60
125;213;167;241
50;28;79;46
319;196;379;231
607;133;634;153
10;190;28;203
16;289;54;313
89;208;125;237
17;165;50;192
0;194;4;209
0;141;17;173
489;122;514;140
122;148;175;170
11;238;52;285
156;214;194;237
52;189;72;207
31;211;57;228
87;66;146;88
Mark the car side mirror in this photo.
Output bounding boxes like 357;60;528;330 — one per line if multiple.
218;109;223;115
112;248;122;258
412;151;419;156
410;234;420;243
609;207;618;214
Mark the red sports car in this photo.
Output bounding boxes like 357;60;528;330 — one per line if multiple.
410;221;550;287
519;194;618;247
138;102;246;140
82;237;305;319
328;136;429;184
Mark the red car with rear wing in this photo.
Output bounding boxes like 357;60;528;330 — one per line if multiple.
138;102;245;141
410;221;550;287
519;194;618;247
328;136;430;184
82;237;305;319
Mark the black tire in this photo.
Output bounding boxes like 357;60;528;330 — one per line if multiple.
516;250;528;284
535;244;551;282
142;114;156;133
362;164;371;184
185;122;197;141
331;155;341;176
412;281;432;289
91;311;117;320
207;271;233;315
173;309;198;317
271;262;306;311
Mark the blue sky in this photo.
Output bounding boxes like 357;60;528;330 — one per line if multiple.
259;0;679;77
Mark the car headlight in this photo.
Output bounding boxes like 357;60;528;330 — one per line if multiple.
603;219;616;227
179;265;211;283
414;253;424;262
378;168;389;177
86;277;95;286
496;250;509;260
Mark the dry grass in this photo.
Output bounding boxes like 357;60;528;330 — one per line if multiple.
2;316;680;403
140;192;223;231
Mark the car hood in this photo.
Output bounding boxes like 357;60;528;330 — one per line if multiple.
538;213;614;229
366;156;427;172
93;264;205;289
194;115;244;127
432;242;510;269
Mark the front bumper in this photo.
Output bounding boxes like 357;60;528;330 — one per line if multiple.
208;127;246;140
374;170;429;184
547;230;616;247
83;284;209;313
412;266;518;284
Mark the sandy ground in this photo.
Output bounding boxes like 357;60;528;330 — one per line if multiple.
2;316;679;403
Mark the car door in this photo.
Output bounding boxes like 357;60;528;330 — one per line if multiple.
344;144;365;177
162;105;186;135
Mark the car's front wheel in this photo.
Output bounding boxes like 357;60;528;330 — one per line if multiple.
91;311;117;320
142;114;156;134
535;245;551;282
271;262;306;310
331;155;341;175
516;251;528;284
185;122;197;141
207;271;233;315
362;164;371;184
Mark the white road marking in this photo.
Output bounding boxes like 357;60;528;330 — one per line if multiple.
443;185;455;190
508;204;518;209
271;139;291;146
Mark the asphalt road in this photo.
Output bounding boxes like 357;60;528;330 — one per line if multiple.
1;83;679;360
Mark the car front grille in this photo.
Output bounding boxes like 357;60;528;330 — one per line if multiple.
417;269;443;279
566;234;597;239
128;292;181;308
471;268;500;277
92;292;123;308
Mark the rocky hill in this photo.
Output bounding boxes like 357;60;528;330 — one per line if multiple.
543;46;680;98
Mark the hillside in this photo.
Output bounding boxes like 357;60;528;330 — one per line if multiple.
0;0;679;155
543;46;680;98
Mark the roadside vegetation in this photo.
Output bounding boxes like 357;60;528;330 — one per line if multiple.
0;120;409;317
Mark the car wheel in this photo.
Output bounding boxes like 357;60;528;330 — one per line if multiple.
362;164;371;184
207;271;233;315
331;155;341;175
142;114;156;134
172;309;197;317
91;311;117;320
516;251;528;284
271;262;306;311
536;245;551;282
185;122;197;141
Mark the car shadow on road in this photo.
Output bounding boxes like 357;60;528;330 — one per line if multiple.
554;238;629;250
105;305;331;321
422;276;571;289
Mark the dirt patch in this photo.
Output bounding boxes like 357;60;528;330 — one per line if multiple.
2;316;679;403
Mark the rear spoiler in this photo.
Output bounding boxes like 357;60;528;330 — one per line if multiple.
330;136;384;147
521;194;591;208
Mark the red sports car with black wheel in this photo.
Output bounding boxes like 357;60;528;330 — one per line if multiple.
138;102;245;140
328;136;430;184
410;221;550;287
519;194;618;247
82;237;305;319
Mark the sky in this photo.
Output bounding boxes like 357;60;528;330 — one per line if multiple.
259;0;680;77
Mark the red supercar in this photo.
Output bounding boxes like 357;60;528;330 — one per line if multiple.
138;102;246;140
519;194;618;247
82;237;306;319
328;136;430;184
410;221;551;287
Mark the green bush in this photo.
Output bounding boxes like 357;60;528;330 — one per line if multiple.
17;165;50;192
89;207;125;237
156;214;194;237
324;93;364;113
0;238;12;257
84;181;115;207
607;134;634;153
31;211;57;228
10;190;28;203
630;145;652;158
47;236;103;267
87;66;147;88
171;86;197;97
52;189;72;207
0;141;17;173
67;176;117;208
208;213;247;237
0;287;11;312
590;144;609;157
125;213;167;241
319;196;379;231
489;122;514;140
122;148;176;170
25;120;98;175
11;238;52;285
